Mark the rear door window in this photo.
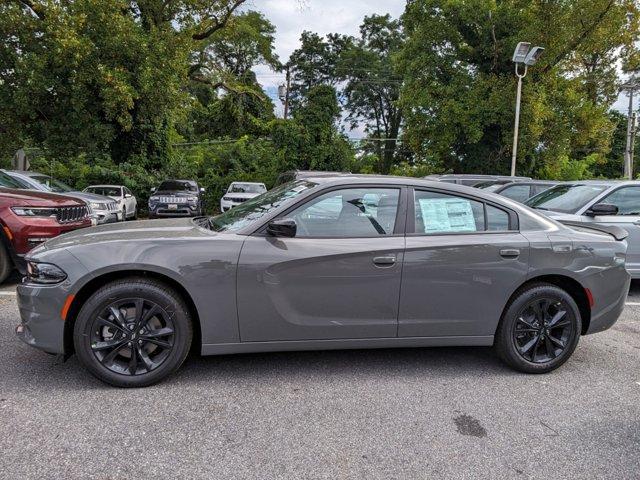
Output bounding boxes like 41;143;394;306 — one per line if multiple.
413;190;512;234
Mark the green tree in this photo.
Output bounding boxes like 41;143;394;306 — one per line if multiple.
273;85;354;172
337;14;405;173
0;0;249;166
398;0;640;176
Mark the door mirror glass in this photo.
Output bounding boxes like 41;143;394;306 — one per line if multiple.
586;203;618;216
267;219;297;237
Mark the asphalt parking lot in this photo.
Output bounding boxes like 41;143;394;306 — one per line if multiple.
0;276;639;479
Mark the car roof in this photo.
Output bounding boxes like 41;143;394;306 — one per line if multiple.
230;181;265;185
86;184;123;188
6;170;48;178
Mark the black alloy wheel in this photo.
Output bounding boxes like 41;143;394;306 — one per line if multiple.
495;283;581;374
90;298;175;376
74;278;192;387
513;298;574;363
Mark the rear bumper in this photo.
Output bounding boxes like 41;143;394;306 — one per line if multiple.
15;282;68;354
584;270;631;335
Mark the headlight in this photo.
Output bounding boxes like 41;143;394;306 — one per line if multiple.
11;207;57;218
187;196;198;203
26;262;67;284
90;202;105;211
149;196;160;202
223;197;232;201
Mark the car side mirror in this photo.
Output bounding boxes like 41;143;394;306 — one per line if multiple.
150;187;156;193
125;193;132;198
200;187;205;193
267;219;297;238
586;203;618;216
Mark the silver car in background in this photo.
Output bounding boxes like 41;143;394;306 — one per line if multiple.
15;175;630;387
84;185;137;220
4;170;121;224
526;180;640;278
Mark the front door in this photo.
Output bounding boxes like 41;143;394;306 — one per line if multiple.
584;185;640;276
399;188;530;338
237;186;405;342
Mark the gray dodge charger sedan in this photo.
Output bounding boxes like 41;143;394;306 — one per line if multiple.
15;176;630;387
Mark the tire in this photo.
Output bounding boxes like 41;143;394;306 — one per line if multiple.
0;242;12;284
73;278;193;387
494;283;581;374
121;207;127;222
132;208;138;220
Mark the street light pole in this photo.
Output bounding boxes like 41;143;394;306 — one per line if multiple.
510;42;544;177
622;78;639;179
510;64;527;177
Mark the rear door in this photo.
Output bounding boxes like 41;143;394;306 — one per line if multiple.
399;188;530;338
237;185;407;342
584;185;640;276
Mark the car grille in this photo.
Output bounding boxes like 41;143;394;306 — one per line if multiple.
158;196;188;204
107;202;118;211
56;206;90;223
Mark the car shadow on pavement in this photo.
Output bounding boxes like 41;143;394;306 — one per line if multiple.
6;344;513;392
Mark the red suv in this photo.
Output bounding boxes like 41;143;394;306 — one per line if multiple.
0;171;92;283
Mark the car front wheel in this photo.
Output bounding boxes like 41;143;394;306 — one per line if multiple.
73;278;193;387
494;283;581;374
0;242;12;284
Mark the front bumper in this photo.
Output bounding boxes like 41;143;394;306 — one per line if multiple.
15;281;69;354
93;209;122;224
149;203;199;217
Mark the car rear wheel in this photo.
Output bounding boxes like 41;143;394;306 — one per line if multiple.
0;242;12;284
74;278;193;387
494;283;581;374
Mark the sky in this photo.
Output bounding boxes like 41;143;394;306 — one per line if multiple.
248;0;635;124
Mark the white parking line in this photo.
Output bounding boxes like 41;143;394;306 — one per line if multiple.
0;291;16;296
625;302;640;306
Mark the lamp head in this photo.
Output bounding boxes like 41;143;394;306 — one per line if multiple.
512;42;531;63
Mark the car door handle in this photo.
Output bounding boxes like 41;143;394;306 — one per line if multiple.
373;256;396;266
499;249;520;258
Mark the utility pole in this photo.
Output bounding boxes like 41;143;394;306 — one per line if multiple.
279;65;291;120
622;77;639;179
284;65;291;120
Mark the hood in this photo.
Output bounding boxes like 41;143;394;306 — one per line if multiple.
70;191;116;204
33;217;213;253
153;190;198;196
0;187;85;207
224;192;261;199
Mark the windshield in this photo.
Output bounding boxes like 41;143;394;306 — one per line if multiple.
526;184;608;213
0;171;26;189
209;181;317;233
228;183;266;194
31;175;73;193
158;180;197;192
86;186;121;196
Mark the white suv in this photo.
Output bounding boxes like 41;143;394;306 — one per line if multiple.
220;182;267;212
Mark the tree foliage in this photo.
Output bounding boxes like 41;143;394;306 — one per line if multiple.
398;0;640;176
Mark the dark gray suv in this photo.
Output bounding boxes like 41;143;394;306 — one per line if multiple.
148;179;205;218
16;175;630;387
